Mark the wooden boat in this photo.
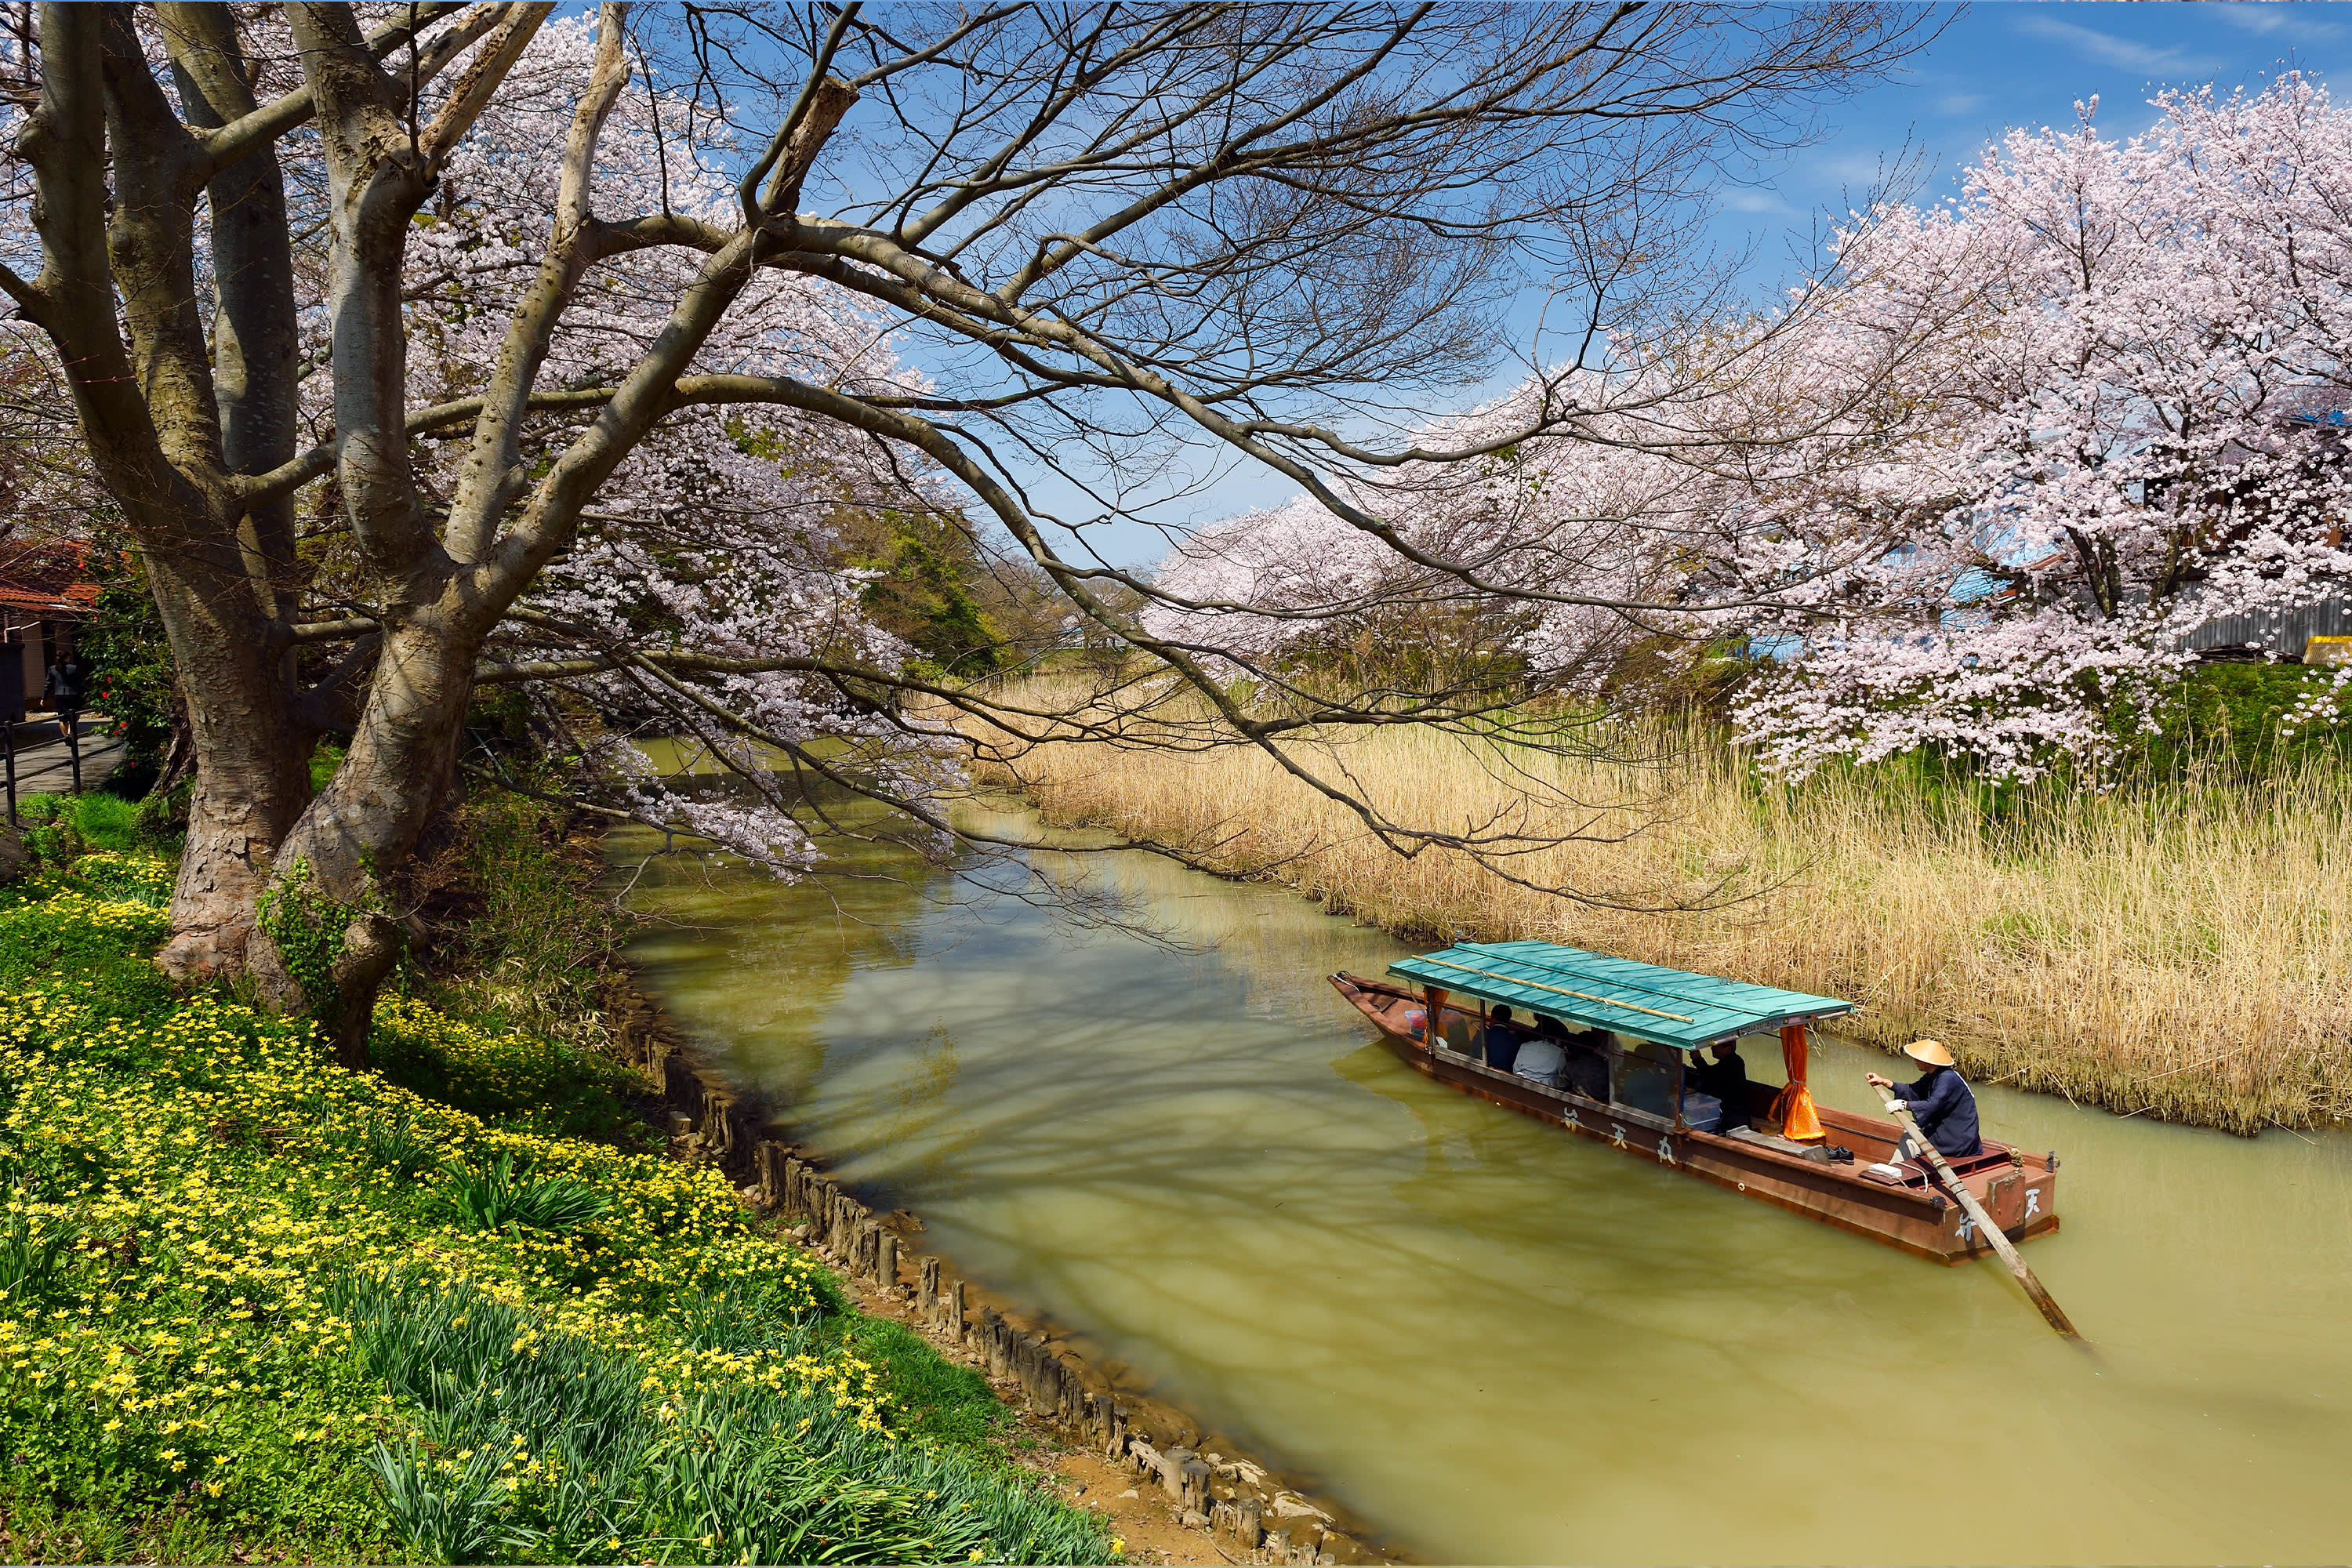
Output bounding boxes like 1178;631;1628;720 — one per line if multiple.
1330;942;2060;1263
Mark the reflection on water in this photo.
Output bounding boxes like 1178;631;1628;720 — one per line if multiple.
614;804;2352;1565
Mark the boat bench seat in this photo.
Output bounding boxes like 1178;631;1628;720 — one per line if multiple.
1723;1125;1835;1163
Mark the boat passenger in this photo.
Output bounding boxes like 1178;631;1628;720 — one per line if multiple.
1686;1040;1751;1132
1867;1039;1982;1162
1483;1006;1523;1073
1562;1029;1610;1102
1513;1016;1568;1089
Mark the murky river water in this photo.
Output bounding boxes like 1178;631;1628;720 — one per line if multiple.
613;804;2352;1564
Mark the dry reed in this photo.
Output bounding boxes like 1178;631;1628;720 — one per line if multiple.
963;677;2352;1134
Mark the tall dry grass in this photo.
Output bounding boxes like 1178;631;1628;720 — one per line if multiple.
963;676;2352;1133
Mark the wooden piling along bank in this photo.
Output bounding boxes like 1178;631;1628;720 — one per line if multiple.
606;981;1388;1566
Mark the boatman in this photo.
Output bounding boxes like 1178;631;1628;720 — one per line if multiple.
1866;1039;1981;1164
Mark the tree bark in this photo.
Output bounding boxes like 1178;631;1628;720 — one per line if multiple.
238;4;557;1057
161;2;303;612
252;614;474;1064
18;4;312;977
150;4;317;977
146;550;313;979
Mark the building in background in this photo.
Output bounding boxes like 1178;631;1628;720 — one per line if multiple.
0;538;95;717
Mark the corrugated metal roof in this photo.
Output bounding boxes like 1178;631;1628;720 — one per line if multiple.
1386;940;1853;1048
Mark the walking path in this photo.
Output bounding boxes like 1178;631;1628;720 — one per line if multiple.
5;715;124;807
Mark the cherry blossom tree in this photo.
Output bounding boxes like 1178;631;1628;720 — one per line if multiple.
1145;306;1966;715
0;1;1933;1055
1735;78;2352;777
1163;78;2352;782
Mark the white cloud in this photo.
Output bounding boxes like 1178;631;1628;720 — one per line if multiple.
1806;147;1911;187
2010;14;2221;75
1938;93;1987;114
2207;2;2342;43
1717;187;1795;215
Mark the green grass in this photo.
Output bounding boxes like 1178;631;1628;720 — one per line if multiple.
848;1316;1011;1450
369;995;658;1150
13;791;144;861
412;793;634;1054
0;822;1112;1565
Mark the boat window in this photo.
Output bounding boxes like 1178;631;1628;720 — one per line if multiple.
1738;1033;1786;1087
1610;1036;1677;1120
1438;1007;1476;1054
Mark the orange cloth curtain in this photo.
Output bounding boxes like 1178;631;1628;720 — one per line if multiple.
1771;1022;1824;1142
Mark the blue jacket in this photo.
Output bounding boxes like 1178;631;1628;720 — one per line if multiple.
1893;1067;1981;1157
1483;1025;1521;1073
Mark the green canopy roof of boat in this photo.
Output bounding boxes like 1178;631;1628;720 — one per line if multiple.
1386;941;1853;1049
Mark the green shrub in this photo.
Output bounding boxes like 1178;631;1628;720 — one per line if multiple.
67;792;141;852
132;772;193;841
76;546;181;800
9;792;154;865
429;1150;611;1233
336;1108;443;1182
2120;660;2352;777
370;995;652;1146
420;794;631;1052
0;1210;83;1302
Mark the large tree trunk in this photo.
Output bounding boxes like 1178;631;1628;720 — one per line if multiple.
18;1;826;1062
151;1;316;979
12;3;314;975
249;613;481;1066
147;549;314;978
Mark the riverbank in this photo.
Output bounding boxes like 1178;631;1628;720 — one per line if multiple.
598;808;1394;1567
0;794;1113;1564
739;1135;1393;1567
965;682;2350;1134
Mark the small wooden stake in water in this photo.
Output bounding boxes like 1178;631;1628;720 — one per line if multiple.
1874;1076;2079;1338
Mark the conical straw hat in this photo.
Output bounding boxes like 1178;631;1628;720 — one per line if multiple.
1903;1038;1955;1067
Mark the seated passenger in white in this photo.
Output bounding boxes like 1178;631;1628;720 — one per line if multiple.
1513;1015;1569;1089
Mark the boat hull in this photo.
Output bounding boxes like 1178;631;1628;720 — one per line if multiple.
1332;973;2059;1264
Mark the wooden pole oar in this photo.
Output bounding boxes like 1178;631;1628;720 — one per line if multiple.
1871;1077;2080;1339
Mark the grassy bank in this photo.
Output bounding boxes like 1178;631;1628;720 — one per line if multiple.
0;796;1113;1564
971;682;2350;1134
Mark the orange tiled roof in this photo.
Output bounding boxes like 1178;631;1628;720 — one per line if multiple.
0;537;96;616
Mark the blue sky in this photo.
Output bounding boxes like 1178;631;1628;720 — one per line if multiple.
1026;3;2352;568
1728;2;2349;232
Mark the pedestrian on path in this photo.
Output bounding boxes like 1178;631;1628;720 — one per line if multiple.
41;645;87;741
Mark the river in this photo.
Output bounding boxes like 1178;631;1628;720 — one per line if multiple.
612;801;2352;1564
